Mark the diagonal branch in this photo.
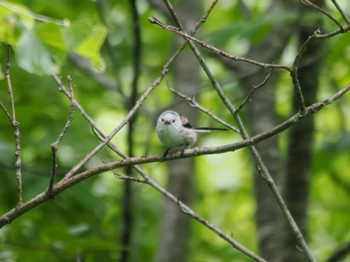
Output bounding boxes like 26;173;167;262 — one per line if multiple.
167;85;240;134
330;0;350;24
301;0;344;31
48;76;76;195
54;64;168;180
148;16;292;72
290;29;321;114
0;100;12;122
235;69;273;114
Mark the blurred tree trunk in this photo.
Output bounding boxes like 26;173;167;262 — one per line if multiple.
119;0;142;261
280;5;323;261
229;1;323;261
156;1;202;262
229;1;301;261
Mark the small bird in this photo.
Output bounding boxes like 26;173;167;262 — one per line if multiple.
156;110;227;152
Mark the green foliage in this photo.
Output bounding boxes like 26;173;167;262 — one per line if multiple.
0;1;107;75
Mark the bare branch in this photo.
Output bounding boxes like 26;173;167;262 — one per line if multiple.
54;64;168;180
290;29;322;114
114;172;146;183
167;84;241;134
331;0;350;24
301;0;344;31
4;45;23;205
235;69;273;114
148;16;291;72
313;24;350;39
329;171;350;195
326;241;350;262
147;0;172;20
48;76;76;195
0;100;12;122
177;198;269;261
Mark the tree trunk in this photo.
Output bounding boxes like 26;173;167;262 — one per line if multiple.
280;9;323;261
231;1;301;260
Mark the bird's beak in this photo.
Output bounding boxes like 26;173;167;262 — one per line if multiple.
164;121;170;125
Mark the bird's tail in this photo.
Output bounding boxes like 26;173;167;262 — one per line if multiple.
193;127;228;133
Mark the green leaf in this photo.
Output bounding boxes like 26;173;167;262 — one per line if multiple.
35;22;67;66
64;23;107;71
74;25;107;71
0;3;34;46
63;23;91;50
15;28;59;75
206;12;298;46
0;1;35;27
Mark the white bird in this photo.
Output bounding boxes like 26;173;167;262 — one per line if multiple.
156;110;227;151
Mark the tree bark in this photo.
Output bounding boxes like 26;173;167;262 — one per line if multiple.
280;9;323;261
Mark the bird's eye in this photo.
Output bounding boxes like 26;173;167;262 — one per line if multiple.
161;119;164;122
172;120;175;123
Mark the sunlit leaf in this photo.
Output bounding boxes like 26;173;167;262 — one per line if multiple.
35;22;67;66
74;25;107;72
64;23;107;71
0;4;34;46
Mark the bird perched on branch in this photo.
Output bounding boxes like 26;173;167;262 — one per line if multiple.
156;110;227;154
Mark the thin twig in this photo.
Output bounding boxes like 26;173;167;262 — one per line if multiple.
114;172;146;183
147;0;172;20
313;24;350;39
48;76;76;195
301;0;344;31
235;69;273;114
326;241;350;262
55;64;168;180
329;171;350;195
148;16;292;72
5;45;23;205
49;146;58;197
167;85;241;134
290;29;321;114
0;101;12;122
331;0;350;24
